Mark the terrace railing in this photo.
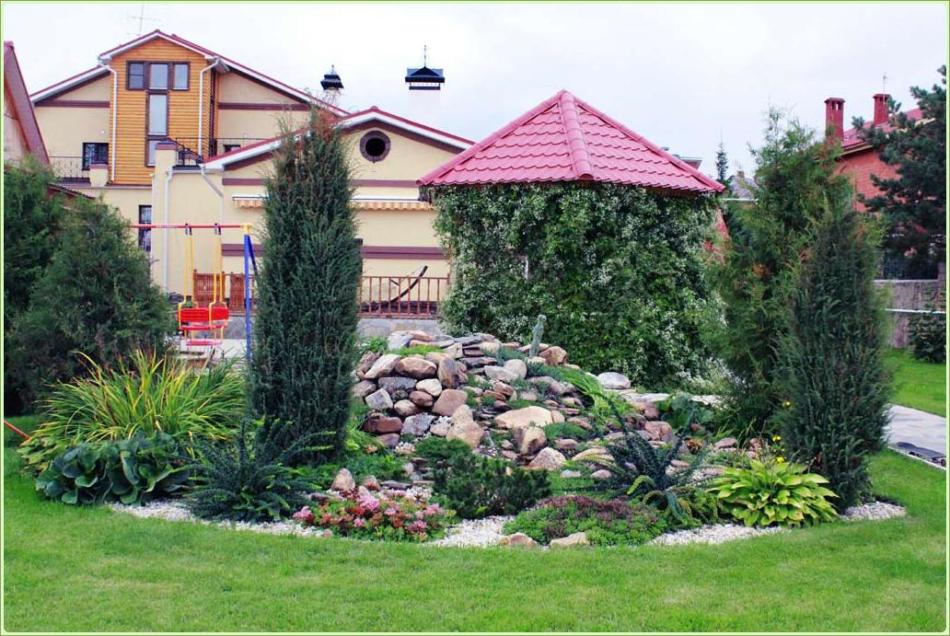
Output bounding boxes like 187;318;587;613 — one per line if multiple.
48;156;88;182
170;137;271;164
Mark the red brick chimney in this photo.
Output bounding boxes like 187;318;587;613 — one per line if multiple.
873;93;890;126
824;97;845;141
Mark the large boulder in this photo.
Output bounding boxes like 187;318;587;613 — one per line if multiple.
549;531;589;548
437;358;464;389
503;359;528;380
572;446;613;464
356;351;380;377
365;388;393;411
378;376;418;396
393;399;419;418
642;421;673;442
484;365;518;383
513;426;547;455
415;378;443;397
495;406;554;430
529;447;567;470
387;332;413;350
331;468;356;492
446;405;484;449
499;532;538;548
597;372;631;390
363;415;403;434
431;388;469;416
402;414;435;436
539;346;568;366
364;354;402;380
394;356;438;379
408;390;434;409
352;380;378;399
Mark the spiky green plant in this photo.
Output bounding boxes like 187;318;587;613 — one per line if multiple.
19;351;243;473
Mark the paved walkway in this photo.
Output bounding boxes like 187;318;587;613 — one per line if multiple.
886;405;946;457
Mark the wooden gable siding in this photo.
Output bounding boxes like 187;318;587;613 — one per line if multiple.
111;39;211;184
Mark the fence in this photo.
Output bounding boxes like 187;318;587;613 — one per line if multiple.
876;279;945;348
48;156;88;182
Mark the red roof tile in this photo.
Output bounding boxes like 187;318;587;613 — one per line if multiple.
419;90;723;193
842;107;922;151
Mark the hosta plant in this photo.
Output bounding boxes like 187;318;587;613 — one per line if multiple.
35;433;189;505
707;459;838;527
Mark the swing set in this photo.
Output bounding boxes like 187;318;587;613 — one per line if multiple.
131;223;258;361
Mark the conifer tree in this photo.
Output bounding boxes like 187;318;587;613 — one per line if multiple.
715;141;730;190
778;196;889;510
249;111;360;461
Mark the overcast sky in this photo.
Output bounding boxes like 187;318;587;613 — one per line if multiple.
4;2;947;176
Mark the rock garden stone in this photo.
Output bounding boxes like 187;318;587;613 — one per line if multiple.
331;468;356;492
539;345;568;366
519;389;539;402
429;419;451;436
491;381;515;399
446;405;484;449
365;388;393;411
395;356;438;379
549;531;589;548
495;406;554;430
352;380;377;399
364;353;402;380
363;415;403;434
529;447;567;470
356;351;380;377
437;358;464;389
393;399;419;418
573;447;612;464
590;469;612;480
483;365;518;383
432;388;469;416
415;378;443;396
361;475;380;490
503;359;528;380
714;437;738;450
597;372;631;390
525;356;546;369
513;426;547;455
387;332;413;350
479;341;501;355
409;390;434;409
643;421;673;442
378;376;418;397
567;416;592;430
376;433;400;449
501;449;519;461
442;343;463;359
460;356;496;368
402;413;435;436
499;532;538;548
555;438;578;451
550;410;565;423
560;469;582;478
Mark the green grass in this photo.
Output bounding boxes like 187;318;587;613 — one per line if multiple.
886;347;947;416
3;417;945;632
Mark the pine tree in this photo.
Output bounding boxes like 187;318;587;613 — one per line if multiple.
855;66;946;278
778;196;890;510
712;111;852;438
249;111;361;461
7;196;172;408
715;141;730;191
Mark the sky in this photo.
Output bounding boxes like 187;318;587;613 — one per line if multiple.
3;2;947;176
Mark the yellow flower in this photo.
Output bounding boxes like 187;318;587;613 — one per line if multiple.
776;456;786;463
782;400;792;408
772;435;781;442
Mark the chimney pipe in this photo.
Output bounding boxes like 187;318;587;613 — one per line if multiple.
872;93;889;126
824;97;845;142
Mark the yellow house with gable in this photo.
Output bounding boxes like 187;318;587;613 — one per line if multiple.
30;30;469;312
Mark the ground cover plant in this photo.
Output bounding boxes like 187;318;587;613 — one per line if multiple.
3;439;944;632
293;492;453;542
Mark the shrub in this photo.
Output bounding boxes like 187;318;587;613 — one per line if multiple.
777;199;890;509
19;351;243;473
431;452;551;519
358;336;388;356
293;491;453;542
413;437;472;465
707;460;838;527
393;344;442;356
547;366;629;419
6;194;172;411
430;182;717;387
656;393;717;430
35;433;189;506
188;419;315;522
909;301;946;363
504;496;669;546
250;111;361;461
711;111;852;440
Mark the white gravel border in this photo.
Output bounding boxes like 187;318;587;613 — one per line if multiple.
842;501;907;522
649;523;784;546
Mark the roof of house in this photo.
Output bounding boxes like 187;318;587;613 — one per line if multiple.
841;107;922;153
3;41;49;164
29;30;347;116
202;105;471;171
418;90;723;193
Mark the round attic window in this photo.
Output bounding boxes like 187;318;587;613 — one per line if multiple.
360;131;390;162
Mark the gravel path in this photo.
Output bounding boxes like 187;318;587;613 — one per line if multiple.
109;501;331;538
649;523;784;546
428;515;514;548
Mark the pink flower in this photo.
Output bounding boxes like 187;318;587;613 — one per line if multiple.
292;506;315;524
424;504;442;517
353;517;366;528
408;520;427;533
384;507;398;517
359;494;380;512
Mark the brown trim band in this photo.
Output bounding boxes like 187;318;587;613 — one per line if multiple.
34;99;110;108
222;178;419;187
221;243;446;259
222;177;265;186
218;102;310;111
345;121;464;154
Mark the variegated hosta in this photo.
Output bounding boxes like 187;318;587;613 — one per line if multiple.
707;460;838;528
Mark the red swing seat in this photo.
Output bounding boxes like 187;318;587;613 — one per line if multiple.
178;305;230;347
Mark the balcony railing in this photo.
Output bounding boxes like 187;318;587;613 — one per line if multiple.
169;137;271;165
49;156;88;182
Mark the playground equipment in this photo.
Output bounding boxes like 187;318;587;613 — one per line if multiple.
130;223;258;362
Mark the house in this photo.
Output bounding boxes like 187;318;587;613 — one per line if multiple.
30;30;471;304
3;41;49;165
824;93;921;210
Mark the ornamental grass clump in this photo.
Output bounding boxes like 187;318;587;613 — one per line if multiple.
19;351;243;473
707;459;838;527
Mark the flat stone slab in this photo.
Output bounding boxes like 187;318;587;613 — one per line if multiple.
886;405;946;458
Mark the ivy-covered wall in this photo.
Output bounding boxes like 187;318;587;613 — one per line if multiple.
430;182;718;388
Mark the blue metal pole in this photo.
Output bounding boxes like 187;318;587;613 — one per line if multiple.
243;232;252;363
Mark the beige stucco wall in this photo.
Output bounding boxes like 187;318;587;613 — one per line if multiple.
3;85;29;161
344;128;457;182
35;105;110;160
57;74;112;100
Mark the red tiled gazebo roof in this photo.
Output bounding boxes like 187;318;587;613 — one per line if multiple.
419;90;723;193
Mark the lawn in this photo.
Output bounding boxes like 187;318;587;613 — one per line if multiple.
3;428;946;632
886;348;947;416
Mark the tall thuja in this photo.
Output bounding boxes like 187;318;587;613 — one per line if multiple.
778;197;889;510
712;111;851;438
249;111;360;461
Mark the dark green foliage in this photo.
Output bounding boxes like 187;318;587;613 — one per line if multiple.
358;336;388;356
657;393;716;430
431;182;717;387
431;452;551;519
5;186;171;411
712;112;852;439
777;198;890;509
413;437;473;465
188;419;314;522
715;141;731;190
249;111;361;460
909;300;946;363
504;496;669;546
854;67;946;278
35;433;189;506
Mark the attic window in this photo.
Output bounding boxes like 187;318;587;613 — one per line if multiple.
360;131;390;162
